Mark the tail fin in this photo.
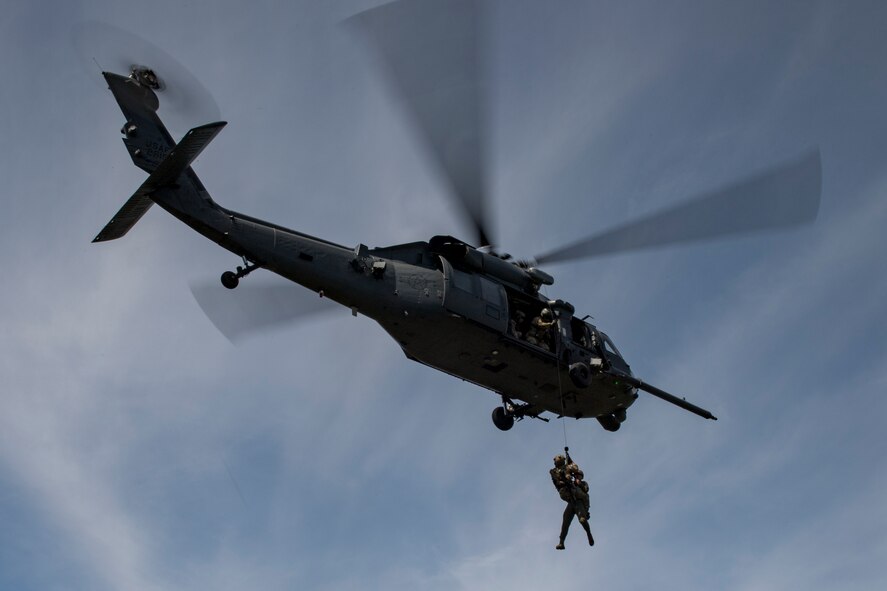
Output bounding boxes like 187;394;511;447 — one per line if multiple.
103;72;174;173
94;71;226;243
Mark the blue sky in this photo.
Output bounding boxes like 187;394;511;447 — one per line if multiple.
1;1;886;589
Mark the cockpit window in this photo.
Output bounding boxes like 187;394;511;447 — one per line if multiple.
601;333;622;357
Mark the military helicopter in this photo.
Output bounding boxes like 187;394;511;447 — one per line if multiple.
88;0;821;433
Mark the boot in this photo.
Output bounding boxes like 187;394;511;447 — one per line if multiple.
580;520;594;547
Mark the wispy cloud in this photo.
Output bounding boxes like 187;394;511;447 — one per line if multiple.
2;1;887;590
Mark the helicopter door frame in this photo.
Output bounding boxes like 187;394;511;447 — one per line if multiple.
500;288;560;356
439;258;508;332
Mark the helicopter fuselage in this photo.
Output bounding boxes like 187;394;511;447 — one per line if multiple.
190;208;640;422
95;70;717;431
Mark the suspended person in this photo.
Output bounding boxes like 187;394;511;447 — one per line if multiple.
549;452;594;550
567;464;592;530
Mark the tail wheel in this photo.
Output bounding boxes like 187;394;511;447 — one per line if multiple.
221;271;239;289
492;406;515;431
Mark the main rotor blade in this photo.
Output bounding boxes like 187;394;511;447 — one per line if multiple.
190;280;340;343
535;150;822;264
347;0;494;248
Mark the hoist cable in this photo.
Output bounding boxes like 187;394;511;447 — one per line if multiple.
541;290;570;452
555;349;569;451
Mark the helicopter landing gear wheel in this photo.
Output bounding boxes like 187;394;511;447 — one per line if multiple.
221;271;239;289
221;258;260;290
596;414;621;432
615;408;627;423
492;406;515;431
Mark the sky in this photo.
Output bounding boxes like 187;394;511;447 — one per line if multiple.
1;0;886;589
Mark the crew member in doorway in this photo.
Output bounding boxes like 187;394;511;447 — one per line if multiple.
527;308;554;351
510;310;526;339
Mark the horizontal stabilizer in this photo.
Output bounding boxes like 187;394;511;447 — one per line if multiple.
141;121;227;190
92;192;156;242
93;122;226;243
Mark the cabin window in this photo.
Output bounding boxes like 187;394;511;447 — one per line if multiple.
451;268;475;293
440;259;507;332
478;277;503;306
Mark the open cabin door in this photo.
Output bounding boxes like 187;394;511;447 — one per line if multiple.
440;258;508;332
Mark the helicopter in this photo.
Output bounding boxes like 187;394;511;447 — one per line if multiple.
89;0;821;433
